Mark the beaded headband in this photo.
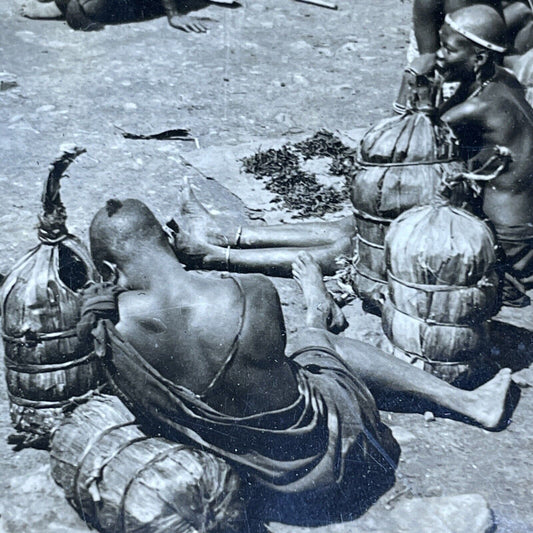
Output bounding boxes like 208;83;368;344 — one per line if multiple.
444;14;506;54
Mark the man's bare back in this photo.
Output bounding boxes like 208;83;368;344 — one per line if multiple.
116;269;299;417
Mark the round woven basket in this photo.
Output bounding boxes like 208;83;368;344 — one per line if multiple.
50;394;243;533
383;202;500;383
1;149;104;445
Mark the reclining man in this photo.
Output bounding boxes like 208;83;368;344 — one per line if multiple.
82;198;512;523
21;0;233;32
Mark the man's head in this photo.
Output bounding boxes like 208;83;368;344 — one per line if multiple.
436;5;506;81
90;199;169;280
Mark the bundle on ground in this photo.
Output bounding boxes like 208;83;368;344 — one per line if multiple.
382;200;500;383
352;110;464;304
50;394;244;533
1;147;103;448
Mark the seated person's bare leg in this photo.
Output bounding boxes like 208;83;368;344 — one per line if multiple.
291;253;512;430
21;0;62;18
504;1;533;53
172;181;356;248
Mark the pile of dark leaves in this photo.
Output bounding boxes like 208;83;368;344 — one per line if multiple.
240;130;359;218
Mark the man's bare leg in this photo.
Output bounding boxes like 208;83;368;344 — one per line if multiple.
172;221;353;276
291;252;512;430
172;180;356;249
21;0;63;19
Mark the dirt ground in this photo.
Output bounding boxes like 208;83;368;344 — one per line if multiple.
0;0;533;531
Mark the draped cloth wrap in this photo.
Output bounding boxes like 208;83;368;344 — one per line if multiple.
491;222;533;306
494;222;533;289
85;312;398;496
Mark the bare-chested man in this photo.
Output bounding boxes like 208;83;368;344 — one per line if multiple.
82;198;511;520
395;0;533;112
435;5;533;305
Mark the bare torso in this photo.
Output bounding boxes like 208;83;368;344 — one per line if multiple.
441;67;533;226
116;271;299;417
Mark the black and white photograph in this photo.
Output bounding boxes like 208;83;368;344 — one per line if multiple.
0;0;532;531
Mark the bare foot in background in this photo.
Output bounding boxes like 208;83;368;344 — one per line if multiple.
21;0;62;19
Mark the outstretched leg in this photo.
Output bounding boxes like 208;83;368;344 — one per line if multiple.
291;254;512;430
169;183;355;277
171;180;355;249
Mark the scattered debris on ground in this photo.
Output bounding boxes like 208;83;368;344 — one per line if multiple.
240;130;357;217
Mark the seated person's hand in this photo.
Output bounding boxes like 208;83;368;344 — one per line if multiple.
406;53;437;77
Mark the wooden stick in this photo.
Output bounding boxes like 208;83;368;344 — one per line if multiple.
294;0;338;10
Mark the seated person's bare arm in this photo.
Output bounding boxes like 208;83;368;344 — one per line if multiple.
414;0;445;54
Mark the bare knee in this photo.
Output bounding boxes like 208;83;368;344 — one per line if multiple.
65;0;103;28
290;327;336;354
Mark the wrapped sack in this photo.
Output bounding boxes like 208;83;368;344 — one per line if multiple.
382;200;500;384
1;147;102;447
352;110;464;304
50;394;244;533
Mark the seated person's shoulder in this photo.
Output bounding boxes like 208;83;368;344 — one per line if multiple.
497;65;524;90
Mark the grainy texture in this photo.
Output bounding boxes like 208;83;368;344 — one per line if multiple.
0;0;532;532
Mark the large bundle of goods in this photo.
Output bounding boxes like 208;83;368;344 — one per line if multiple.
50;394;243;533
1;147;103;447
352;110;465;304
382;200;500;383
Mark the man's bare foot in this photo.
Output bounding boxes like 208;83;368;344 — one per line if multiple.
21;0;63;19
166;218;214;269
292;252;348;333
462;368;512;429
167;14;207;32
171;181;230;246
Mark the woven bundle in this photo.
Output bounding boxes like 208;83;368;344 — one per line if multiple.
352;110;463;303
382;201;500;383
50;395;243;533
359;111;457;164
1;148;103;447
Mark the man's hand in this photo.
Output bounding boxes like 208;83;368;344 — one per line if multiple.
167;14;207;32
406;52;437;77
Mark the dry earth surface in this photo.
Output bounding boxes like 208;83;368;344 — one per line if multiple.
0;0;533;531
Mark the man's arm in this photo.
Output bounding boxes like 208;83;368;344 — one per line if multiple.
414;0;445;54
440;97;489;129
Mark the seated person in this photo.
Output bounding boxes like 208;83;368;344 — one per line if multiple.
81;198;512;521
21;0;234;32
436;4;533;305
395;0;533;112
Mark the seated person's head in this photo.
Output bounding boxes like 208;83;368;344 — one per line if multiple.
90;199;169;279
436;5;506;82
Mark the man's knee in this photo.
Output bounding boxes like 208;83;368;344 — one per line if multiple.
64;0;106;28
